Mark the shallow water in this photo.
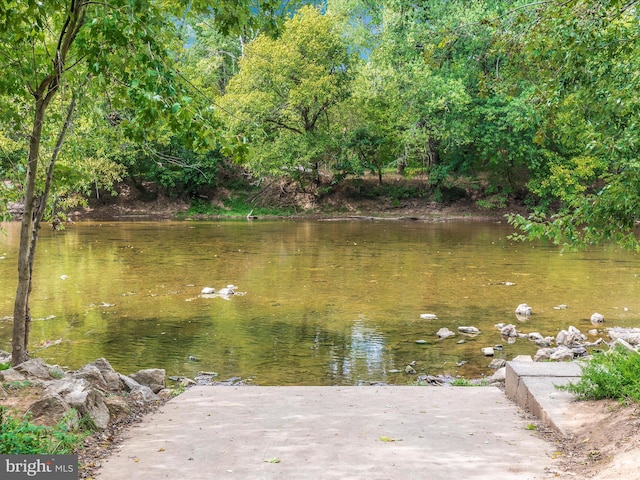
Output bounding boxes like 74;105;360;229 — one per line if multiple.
0;219;638;384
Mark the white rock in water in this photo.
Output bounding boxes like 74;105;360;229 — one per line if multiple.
201;287;215;294
481;347;495;356
420;313;438;320
515;304;532;316
218;284;237;295
590;312;605;324
436;328;455;339
500;324;518;337
458;326;480;335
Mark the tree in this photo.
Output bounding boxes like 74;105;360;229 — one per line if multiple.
220;6;352;188
2;0;296;366
502;1;640;249
0;1;175;364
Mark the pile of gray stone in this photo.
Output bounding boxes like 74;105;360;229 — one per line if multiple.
493;323;640;364
0;354;169;430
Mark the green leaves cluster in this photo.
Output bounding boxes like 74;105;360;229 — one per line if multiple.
559;346;640;403
0;407;84;455
221;6;351;184
502;0;640;249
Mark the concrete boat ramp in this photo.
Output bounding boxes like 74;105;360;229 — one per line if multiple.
97;361;584;479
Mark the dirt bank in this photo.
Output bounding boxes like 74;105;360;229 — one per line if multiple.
68;176;526;223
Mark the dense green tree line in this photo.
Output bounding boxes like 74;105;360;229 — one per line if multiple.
1;0;640;238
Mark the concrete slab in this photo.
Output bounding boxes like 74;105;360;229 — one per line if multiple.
97;386;556;480
505;361;583;435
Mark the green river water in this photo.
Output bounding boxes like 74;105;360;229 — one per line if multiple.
0;219;638;384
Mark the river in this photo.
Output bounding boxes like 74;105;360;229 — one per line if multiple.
0;219;638;384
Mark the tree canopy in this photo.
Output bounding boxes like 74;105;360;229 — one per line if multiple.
2;0;640;249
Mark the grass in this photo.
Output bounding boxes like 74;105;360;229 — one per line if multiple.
0;407;86;454
185;196;293;218
557;345;640;403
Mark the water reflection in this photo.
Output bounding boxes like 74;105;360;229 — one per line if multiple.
0;220;639;385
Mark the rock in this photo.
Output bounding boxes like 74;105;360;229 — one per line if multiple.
588;329;599;336
119;374;158;402
14;358;54;380
571;346;588;357
458;326;480;335
481;347;495;356
500;324;518;337
515;303;532;316
404;365;416;374
0;367;27;383
488;358;506;369
28;395;78;428
553;304;568;310
557;326;586;346
74;364;109;390
550;345;574;362
201;287;215;294
130;368;166;394
533;348;555;362
0;350;11;364
610;337;638;353
88;358;123;391
436;327;455;339
0;384;7;400
45;377;110;430
218;284;237;296
420;313;438;320
415;339;427;344
607;327;640;345
556;329;568;346
590;312;605;325
512;355;533;362
103;395;131;420
527;332;544;342
490;367;507;383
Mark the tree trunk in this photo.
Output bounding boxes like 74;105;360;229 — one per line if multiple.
10;3;85;366
12;99;47;366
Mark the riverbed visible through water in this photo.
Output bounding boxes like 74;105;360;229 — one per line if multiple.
1;219;639;384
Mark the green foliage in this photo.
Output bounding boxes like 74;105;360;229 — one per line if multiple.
0;408;84;455
502;0;640;249
187;195;293;217
221;6;352;184
450;378;473;387
187;198;215;216
0;362;10;371
559;347;640;403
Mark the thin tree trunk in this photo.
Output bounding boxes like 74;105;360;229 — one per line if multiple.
10;3;86;366
12;99;47;365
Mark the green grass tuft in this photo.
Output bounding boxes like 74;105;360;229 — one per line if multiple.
0;407;86;454
558;346;640;403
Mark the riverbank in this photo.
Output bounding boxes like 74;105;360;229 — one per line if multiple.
66;176;526;223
